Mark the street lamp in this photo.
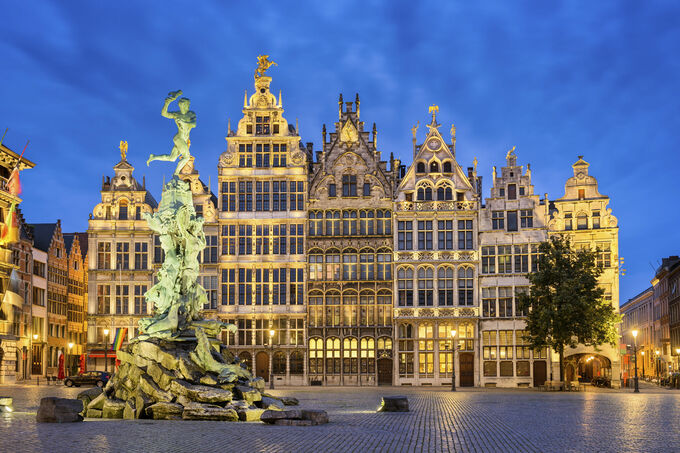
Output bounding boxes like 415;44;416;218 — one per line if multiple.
631;330;639;393
450;329;457;392
269;329;275;390
68;342;74;376
103;329;110;373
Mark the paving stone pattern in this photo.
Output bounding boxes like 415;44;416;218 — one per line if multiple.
1;384;679;452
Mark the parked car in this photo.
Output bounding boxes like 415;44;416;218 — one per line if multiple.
64;371;110;388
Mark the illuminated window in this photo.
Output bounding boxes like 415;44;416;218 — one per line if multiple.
457;267;473;306
343;337;358;374
398;267;414;307
325;338;341;374
437;266;454;306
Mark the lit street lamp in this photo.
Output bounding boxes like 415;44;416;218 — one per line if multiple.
450;329;457;392
103;329;110;373
631;330;639;393
269;329;275;390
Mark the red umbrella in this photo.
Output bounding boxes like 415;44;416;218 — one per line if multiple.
79;354;86;374
57;352;65;380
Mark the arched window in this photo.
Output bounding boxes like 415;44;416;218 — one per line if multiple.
342;211;358;235
377;250;392;281
377;290;392;326
437;266;454;306
416;162;426;173
398;267;414;306
424;187;433;201
343;337;358;374
376;210;392;235
417;187;425;200
309;338;324;374
417;267;434;306
238;351;252;371
326;292;341;327
399;323;414;339
309;211;323;236
359;250;375;281
309;291;324;327
377;336;393;356
577;212;588;230
342;250;358;280
290;350;304;374
325;211;340;236
359;210;375;235
430;161;439;173
437;187;445;201
359;291;375;326
309;252;323;281
457;267;474;306
360;337;376;374
443;161;452;173
342;292;358;326
118;200;128;220
326;337;341;374
272;351;287;374
445;188;453;200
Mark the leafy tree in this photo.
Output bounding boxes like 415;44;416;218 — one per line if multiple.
517;235;620;383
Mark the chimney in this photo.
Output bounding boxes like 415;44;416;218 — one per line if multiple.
306;142;313;154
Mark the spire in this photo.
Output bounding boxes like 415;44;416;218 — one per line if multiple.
338;93;343;119
227;118;231;135
278;90;282;108
450;123;456;156
295;118;299;135
322;124;327;143
355;93;360;118
243;90;248;108
372;122;377;148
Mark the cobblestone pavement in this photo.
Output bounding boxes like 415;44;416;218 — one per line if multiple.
1;384;679;453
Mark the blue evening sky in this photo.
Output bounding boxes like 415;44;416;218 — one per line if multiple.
1;1;678;304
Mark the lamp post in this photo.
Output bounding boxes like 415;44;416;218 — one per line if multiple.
641;351;645;380
269;329;275;390
68;342;74;376
655;350;660;384
32;333;38;377
450;329;457;392
103;329;110;373
631;330;639;393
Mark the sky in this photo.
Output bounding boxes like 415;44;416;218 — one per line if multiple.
1;1;679;304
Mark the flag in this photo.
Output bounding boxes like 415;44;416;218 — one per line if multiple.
0;203;19;245
7;168;20;196
112;328;128;350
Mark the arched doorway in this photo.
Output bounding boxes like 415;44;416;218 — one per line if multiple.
565;353;612;382
255;351;269;381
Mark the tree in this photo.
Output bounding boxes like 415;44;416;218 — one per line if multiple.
517;235;620;384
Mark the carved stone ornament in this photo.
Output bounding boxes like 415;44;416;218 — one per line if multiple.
219;151;235;167
398;309;414;317
419;308;434;317
291;150;305;165
204;201;216;222
459;308;475;317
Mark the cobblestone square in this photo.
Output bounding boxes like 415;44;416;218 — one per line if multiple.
1;384;678;452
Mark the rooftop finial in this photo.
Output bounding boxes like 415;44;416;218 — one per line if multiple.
356;93;360;118
119;140;128;161
243;90;248;108
278;90;282;107
254;55;277;78
339;93;344;119
429;105;439;123
411;121;419;140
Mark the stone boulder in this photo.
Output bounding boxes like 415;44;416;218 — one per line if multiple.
76;387;103;409
148;361;176;391
134;340;179;370
102;399;126;419
280;397;299;406
170;379;233;404
181;402;238;421
378;396;409;412
86;408;102;418
249;377;265;393
258;396;284;411
260;409;328;425
134;388;154;419
87;393;107;411
36;398;83;423
139;375;174;403
123;399;137;420
234;385;261;405
237;407;265;421
145;402;184;420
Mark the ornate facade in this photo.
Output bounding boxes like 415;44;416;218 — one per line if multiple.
393;109;480;386
216;72;308;385
307;95;398;386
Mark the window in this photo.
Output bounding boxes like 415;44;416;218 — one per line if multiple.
309;254;323;281
417;267;434;306
592;211;600;229
499;330;513;376
153;236;164;264
483;331;497;366
238;181;253;211
203;235;218;262
325;253;341;281
377;293;392;326
506;211;518;232
222;225;236;255
360;338;375;374
359;210;375;235
272;268;286;305
578;188;585;200
290;181;304;211
309;295;323;327
418;323;435;377
508;184;517;200
97;242;111;269
564;213;572;230
328;183;336;198
482;246;496;274
363;182;371;196
417;186;433;201
437;267;454;306
97;285;110;314
118;200;128;220
309;211;323;236
325;293;341;327
116;243;129;270
342;252;357;280
273;224;286;255
499;188;505;198
342;211;357;236
457;220;473;249
343;337;358;374
272;351;286;374
482;287;496;317
221;182;236;212
437;186;453;201
290;224;304;255
325;338;341;375
342;175;357;197
516;330;532;360
359;293;374;326
398;221;413;250
418;221;433;250
289;268;304;305
238;268;252;305
520;210;533;228
309;338;324;374
577;213;588;230
492;211;504;230
398;323;414;377
272;144;287;167
272;180;287;211
255;181;270;211
457;267;473;306
238;144;253;167
513;245;528;273
326;211;340;236
255;269;269;305
416;162;426;173
115;285;129;314
531;244;540;272
596;242;611;268
360;252;375;280
238;320;253;346
376;210;391;235
498;245;512;273
398;267;413;306
255;116;270;135
134;285;147;314
437;220;453;250
134;242;148;270
238;225;253;255
519;186;525;196
498;287;513;317
255;144;270;168
443;161;452;173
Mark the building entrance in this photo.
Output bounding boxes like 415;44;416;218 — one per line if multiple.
255;351;269;382
459;352;474;387
377;358;392;385
533;361;547;387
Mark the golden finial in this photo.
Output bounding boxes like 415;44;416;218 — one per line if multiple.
506;145;516;160
473;157;478;172
411;121;419;139
428;105;439;123
119;140;128;161
255;55;277;78
450;123;456;140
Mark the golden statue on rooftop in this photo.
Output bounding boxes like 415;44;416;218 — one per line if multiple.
255;55;277;78
119;140;128;161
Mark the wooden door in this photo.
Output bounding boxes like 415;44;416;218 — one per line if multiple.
377;358;393;385
533;361;547;387
255;351;269;381
459;353;474;387
32;345;42;375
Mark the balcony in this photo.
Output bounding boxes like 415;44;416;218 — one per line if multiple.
396;200;477;212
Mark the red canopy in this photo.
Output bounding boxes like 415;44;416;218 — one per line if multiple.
57;353;65;380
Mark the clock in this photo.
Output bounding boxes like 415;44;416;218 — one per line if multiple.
427;138;440;150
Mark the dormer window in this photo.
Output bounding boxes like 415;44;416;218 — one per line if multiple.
417;187;433;201
430;162;439;173
328;183;337;198
255;116;270;135
119;200;128;220
443;161;452;173
437;187;452;201
416;162;426;173
342;175;357;197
